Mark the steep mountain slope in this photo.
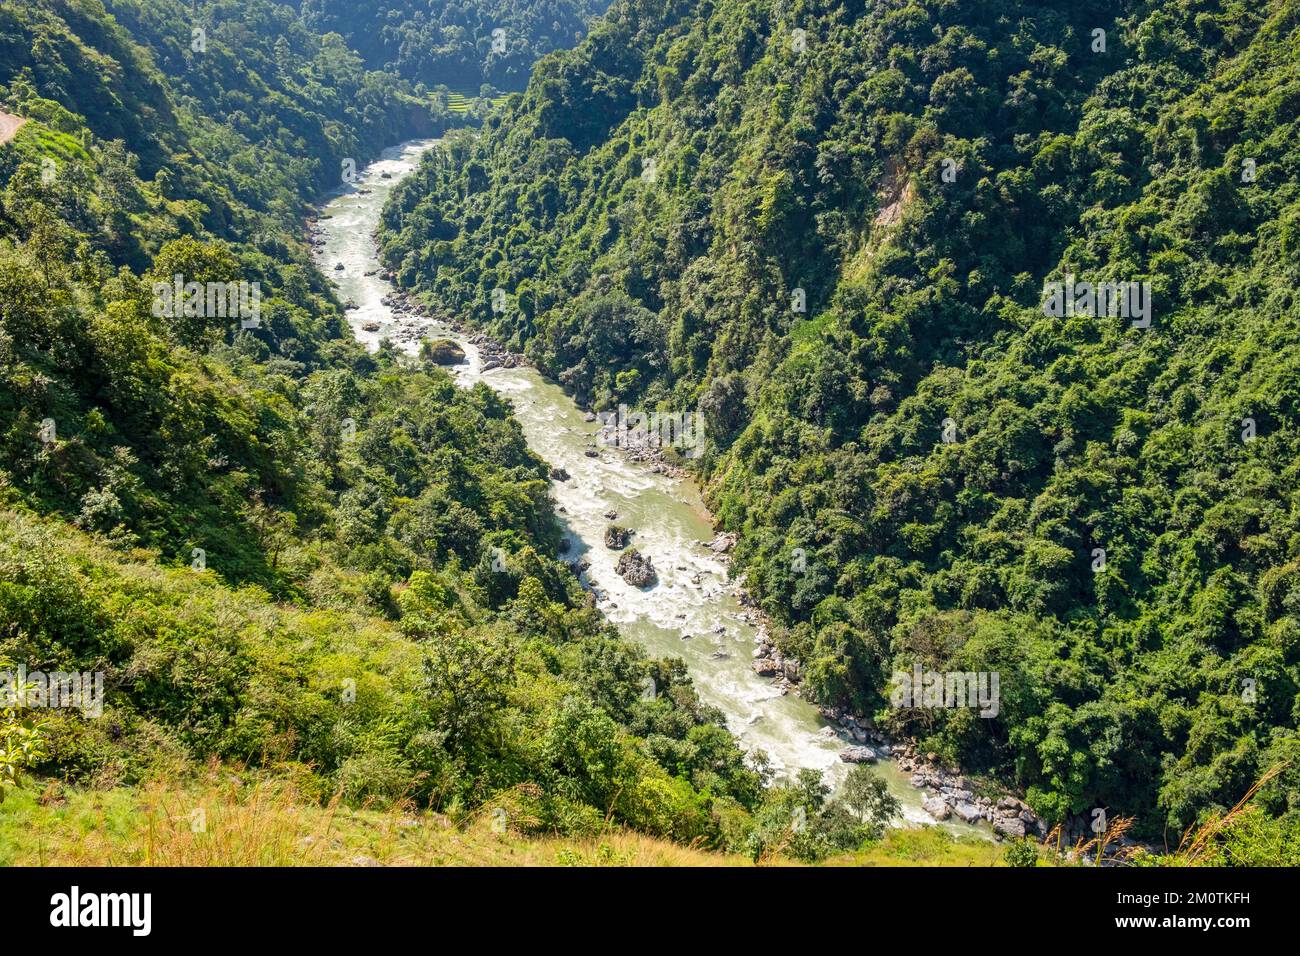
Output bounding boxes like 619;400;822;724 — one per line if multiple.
296;0;612;91
380;0;1300;837
1;0;447;258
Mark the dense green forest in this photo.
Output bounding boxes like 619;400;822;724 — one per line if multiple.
0;0;917;858
0;0;456;271
4;0;1297;867
380;0;1300;841
297;0;612;91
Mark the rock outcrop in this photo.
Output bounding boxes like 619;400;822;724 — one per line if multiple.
469;332;525;371
750;630;799;689
894;743;1047;837
615;548;657;587
707;532;737;554
922;796;951;821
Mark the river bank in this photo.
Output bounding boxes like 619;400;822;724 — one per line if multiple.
310;138;989;837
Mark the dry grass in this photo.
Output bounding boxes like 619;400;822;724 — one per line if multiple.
1170;762;1289;866
1;774;750;867
12;768;1288;868
1043;813;1138;867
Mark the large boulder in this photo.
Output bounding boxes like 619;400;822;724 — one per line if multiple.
993;816;1027;839
604;525;632;549
707;532;737;553
839;746;878;764
420;338;466;365
910;770;941;790
615;548;657;587
922;796;951;821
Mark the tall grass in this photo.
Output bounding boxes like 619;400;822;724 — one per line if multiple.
1;773;749;867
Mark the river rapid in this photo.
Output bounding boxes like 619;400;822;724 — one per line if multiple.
313;139;981;833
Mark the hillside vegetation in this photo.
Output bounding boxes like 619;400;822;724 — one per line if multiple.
379;0;1300;842
296;0;613;91
0;0;772;855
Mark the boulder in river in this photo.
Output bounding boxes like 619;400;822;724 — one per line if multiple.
420;338;466;365
708;532;737;554
839;745;878;764
615;548;657;587
922;796;952;821
604;525;631;549
549;466;570;481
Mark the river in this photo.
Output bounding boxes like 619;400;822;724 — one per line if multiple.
313;138;981;833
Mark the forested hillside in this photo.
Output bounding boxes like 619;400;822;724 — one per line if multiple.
380;0;1300;840
1;0;803;852
1;0;452;547
296;0;612;91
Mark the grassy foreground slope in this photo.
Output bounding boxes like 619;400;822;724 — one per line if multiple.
8;766;1290;865
0;774;744;866
379;0;1300;842
0;765;1011;866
